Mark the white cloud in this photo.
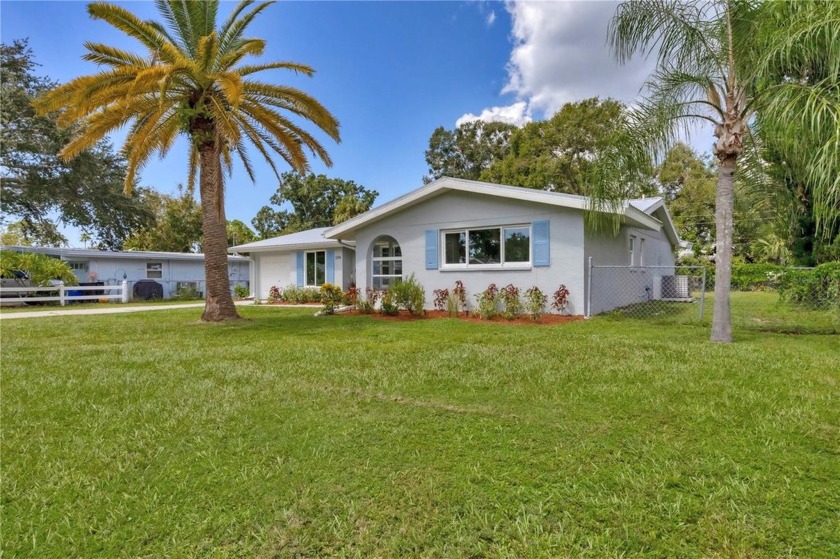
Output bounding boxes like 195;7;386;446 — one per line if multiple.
486;10;496;26
501;0;653;117
456;101;532;128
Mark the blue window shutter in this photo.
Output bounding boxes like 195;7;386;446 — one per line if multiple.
326;249;335;284
296;251;304;286
532;220;550;267
425;230;438;269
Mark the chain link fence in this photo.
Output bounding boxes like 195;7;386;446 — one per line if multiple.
587;262;839;334
587;264;707;321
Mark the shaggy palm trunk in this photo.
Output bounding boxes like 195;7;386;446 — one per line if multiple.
711;154;736;342
198;143;240;322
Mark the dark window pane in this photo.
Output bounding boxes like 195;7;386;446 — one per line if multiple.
445;232;466;264
306;252;316;285
468;229;501;264
505;228;530;262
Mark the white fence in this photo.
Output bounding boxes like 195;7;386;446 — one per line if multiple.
0;281;129;306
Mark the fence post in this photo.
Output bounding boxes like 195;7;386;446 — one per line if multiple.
586;257;593;318
59;282;66;306
698;266;707;320
121;280;129;303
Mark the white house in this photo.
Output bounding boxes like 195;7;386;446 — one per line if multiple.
231;177;684;315
2;245;251;300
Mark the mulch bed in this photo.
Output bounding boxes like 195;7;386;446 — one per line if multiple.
340;309;583;325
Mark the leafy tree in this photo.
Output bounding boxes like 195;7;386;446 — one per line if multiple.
226;219;257;247
657;144;717;252
482;98;655;196
0;250;77;286
605;0;839;342
424;120;516;183
0;40;153;249
0;220;67;247
34;1;340;322
123;187;203;253
253;173;378;237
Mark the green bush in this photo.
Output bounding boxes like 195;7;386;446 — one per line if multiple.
280;285;321;304
777;262;840;309
320;282;344;314
0;250;77;286
233;284;250;298
524;286;547;322
474;283;500;320
172;285;202;300
379;289;399;316
390;274;425;317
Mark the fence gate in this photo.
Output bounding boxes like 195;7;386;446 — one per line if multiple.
586;261;707;321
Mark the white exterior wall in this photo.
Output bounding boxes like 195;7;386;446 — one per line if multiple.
252;247;355;301
584;223;676;315
348;191;587;314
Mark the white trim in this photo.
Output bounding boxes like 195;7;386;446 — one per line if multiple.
325;177;665;238
304;250;326;287
440;224;532;271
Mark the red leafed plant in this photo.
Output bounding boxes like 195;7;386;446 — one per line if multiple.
552;284;570;314
433;288;449;311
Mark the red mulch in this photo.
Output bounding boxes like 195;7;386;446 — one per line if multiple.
341;309;583;325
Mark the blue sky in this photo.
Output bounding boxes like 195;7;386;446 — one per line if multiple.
2;1;709;244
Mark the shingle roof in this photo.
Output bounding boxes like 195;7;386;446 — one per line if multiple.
229;227;349;253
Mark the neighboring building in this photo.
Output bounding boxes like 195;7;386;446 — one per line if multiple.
1;245;250;300
231;177;684;315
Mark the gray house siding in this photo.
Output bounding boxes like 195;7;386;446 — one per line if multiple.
348;190;587;314
584;223;676;315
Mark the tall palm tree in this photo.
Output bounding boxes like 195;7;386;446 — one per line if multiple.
604;0;839;342
35;0;340;321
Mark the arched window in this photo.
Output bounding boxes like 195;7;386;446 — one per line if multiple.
371;236;402;289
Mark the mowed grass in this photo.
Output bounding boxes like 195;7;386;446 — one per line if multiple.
2;294;838;557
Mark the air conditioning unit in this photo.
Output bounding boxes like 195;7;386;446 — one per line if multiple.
658;275;691;300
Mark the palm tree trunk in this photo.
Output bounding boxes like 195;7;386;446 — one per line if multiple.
712;154;735;342
198;144;240;322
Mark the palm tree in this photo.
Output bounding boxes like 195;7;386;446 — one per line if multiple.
605;0;839;342
35;0;340;321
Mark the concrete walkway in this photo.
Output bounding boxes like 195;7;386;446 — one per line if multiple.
0;301;258;320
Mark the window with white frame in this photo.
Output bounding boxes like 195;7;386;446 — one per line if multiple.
305;250;326;287
639;238;645;266
68;261;89;272
147;262;162;279
371;236;402;289
443;225;531;268
628;235;636;265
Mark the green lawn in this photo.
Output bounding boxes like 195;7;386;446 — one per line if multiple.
2;294;838;557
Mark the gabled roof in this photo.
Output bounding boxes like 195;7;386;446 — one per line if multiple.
627;197;681;245
1;245;250;262
325;177;673;240
228;227;351;254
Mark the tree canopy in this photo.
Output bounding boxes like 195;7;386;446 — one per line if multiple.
123;187;203;253
252;173;378;238
0;39;153;248
424;120;517;183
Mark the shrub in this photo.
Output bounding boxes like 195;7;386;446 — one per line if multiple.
344;286;359;306
475;283;499;320
524;286;547;322
777;262;840;309
267;285;281;303
433;288;449;311
280;285;321;304
233;284;250;298
172;285;202;300
500;284;522;320
453;280;468;312
0;250;77;286
391;274;425;316
380;289;399;316
552;284;570;314
445;292;461;318
320;282;344;314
